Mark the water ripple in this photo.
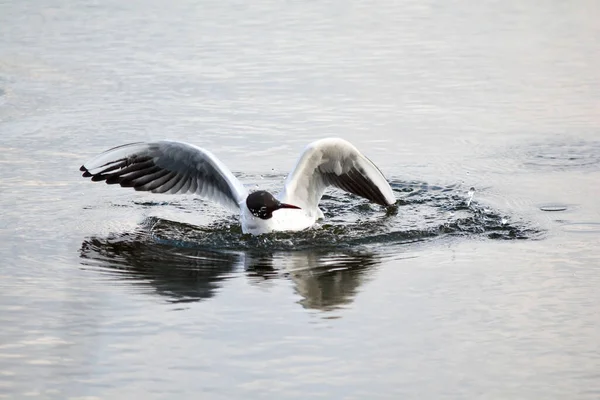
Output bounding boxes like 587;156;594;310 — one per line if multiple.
79;178;539;305
522;139;600;171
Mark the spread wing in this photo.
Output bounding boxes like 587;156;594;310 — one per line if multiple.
80;140;248;211
278;138;395;215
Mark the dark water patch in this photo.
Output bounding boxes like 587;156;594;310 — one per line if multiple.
133;200;175;207
80;233;239;303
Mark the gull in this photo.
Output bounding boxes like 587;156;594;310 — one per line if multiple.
80;138;396;235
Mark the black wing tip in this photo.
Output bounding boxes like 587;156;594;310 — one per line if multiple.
90;174;108;182
80;166;109;182
80;165;93;178
105;176;123;185
325;168;397;208
384;198;397;207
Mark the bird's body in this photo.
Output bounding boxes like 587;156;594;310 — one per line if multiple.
80;138;396;235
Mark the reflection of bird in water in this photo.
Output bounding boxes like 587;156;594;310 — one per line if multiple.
80;224;381;310
288;252;379;311
80;233;240;303
242;251;379;311
79;138;396;235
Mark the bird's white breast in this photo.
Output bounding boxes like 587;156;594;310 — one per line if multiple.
240;206;317;235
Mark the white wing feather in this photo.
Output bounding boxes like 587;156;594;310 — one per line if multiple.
278;138;395;215
80;140;247;211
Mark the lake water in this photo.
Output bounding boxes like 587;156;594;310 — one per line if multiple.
1;0;600;398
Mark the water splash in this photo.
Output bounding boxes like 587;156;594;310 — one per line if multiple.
135;179;539;252
79;178;540;306
466;187;475;207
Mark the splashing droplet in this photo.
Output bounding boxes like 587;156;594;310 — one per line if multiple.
466;187;475;207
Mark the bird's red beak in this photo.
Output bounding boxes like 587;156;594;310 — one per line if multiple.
277;202;301;210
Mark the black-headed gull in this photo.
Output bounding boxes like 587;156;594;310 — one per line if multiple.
80;138;396;235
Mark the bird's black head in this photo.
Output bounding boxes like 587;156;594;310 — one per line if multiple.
246;190;301;220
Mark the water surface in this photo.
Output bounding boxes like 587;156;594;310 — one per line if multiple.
1;0;600;399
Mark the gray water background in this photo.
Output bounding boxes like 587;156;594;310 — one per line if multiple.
1;0;600;398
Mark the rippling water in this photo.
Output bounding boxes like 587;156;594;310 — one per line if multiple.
78;179;535;306
1;0;600;399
